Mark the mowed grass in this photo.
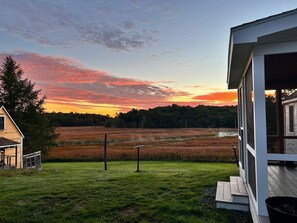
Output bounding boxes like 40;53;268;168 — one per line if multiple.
0;162;251;223
48;127;238;162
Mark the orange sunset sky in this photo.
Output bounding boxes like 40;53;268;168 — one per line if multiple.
0;1;294;116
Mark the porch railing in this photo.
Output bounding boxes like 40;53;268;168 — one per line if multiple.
23;151;42;170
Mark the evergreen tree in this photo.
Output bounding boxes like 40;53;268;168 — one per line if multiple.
0;56;57;157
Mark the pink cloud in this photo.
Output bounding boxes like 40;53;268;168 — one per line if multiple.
0;53;236;114
0;52;189;113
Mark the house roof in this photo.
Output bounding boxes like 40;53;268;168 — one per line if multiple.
227;8;297;89
0;137;20;148
283;91;297;104
0;106;24;138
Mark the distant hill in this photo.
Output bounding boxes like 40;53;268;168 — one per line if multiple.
46;104;237;128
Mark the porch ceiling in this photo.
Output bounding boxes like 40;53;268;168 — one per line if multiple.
0;137;20;148
265;52;297;90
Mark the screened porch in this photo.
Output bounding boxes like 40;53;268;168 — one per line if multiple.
265;52;297;198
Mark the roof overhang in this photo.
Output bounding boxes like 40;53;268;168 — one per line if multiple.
283;98;297;104
0;137;20;149
227;8;297;89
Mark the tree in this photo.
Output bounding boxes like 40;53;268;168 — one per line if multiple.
0;56;57;157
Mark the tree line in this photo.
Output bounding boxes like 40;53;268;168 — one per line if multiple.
46;112;110;127
45;105;237;128
104;105;237;128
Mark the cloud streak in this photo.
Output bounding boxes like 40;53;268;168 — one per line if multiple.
0;52;236;115
0;52;189;115
193;91;237;106
0;1;156;50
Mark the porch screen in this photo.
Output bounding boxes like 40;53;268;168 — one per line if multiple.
265;53;297;155
245;64;254;149
238;88;244;169
248;151;256;199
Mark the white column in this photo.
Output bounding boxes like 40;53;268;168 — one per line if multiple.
252;55;268;216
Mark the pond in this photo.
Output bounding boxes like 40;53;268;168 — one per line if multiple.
218;131;238;137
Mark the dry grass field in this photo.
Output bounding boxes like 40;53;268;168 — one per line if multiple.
47;127;238;162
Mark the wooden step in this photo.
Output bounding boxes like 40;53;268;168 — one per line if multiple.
215;181;249;212
216;181;232;202
230;176;249;204
230;176;248;196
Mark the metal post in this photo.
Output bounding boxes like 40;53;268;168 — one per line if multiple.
104;134;107;171
276;89;284;154
133;145;143;172
233;146;239;167
137;147;140;172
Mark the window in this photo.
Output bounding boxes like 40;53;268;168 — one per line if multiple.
289;105;294;132
0;116;4;130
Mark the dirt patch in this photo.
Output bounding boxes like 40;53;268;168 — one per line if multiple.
74;201;85;211
118;206;138;218
202;186;216;207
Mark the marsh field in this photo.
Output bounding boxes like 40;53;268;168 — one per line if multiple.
47;127;238;162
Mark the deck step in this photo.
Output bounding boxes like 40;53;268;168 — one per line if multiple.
215;181;249;212
216;181;232;202
230;176;249;204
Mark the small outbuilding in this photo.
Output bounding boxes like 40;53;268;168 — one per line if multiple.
0;106;24;169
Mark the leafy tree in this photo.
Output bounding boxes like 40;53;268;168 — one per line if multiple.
0;56;57;157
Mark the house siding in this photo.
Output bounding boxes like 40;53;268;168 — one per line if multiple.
284;102;297;154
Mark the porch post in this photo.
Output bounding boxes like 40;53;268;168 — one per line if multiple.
15;146;17;168
252;55;268;216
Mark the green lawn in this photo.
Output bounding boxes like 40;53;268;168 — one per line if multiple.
0;162;251;223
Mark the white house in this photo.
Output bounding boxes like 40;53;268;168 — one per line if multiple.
283;92;297;154
216;9;297;223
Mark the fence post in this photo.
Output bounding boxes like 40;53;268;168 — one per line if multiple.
104;134;107;171
133;145;144;172
233;146;239;167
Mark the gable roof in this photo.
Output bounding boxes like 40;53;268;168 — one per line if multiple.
227;8;297;89
231;8;297;33
0;106;24;138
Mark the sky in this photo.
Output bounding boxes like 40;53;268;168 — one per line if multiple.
0;0;296;116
